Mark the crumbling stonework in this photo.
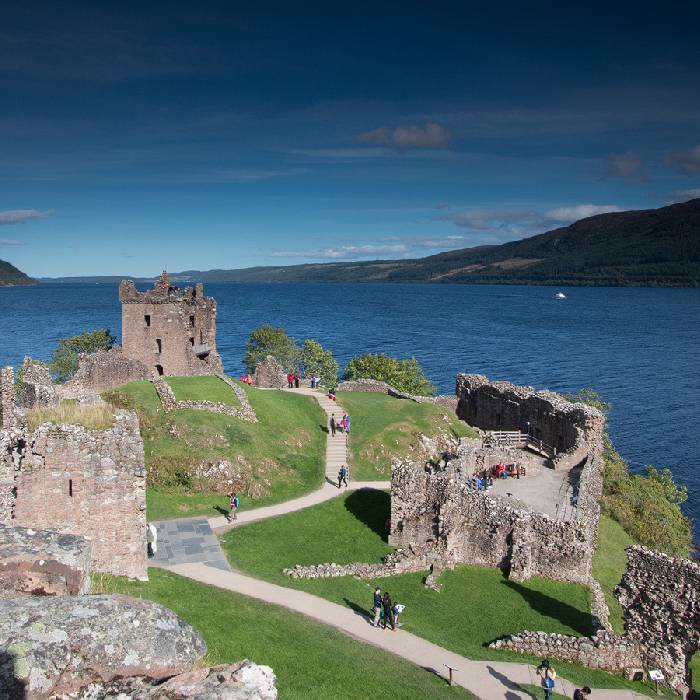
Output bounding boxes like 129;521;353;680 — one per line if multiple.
455;374;605;469
616;546;700;694
489;631;643;674
17;358;58;409
252;355;287;388
152;375;257;422
0;524;90;597
120;272;223;377
0;366;18;430
59;348;151;399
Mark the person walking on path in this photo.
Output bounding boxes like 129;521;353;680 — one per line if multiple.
146;523;158;557
338;465;348;489
345;414;350;434
227;492;240;522
287;372;294;389
382;592;395;630
536;660;556;700
372;587;383;627
573;687;591;700
330;414;337;436
294;372;300;389
341;414;349;433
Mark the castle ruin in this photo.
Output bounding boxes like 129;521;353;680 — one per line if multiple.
119;271;223;377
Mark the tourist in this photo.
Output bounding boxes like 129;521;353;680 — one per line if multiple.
228;492;240;522
328;388;336;400
392;602;405;628
372;587;382;626
338;464;348;489
573;686;591;700
382;592;394;630
246;373;252;385
240;373;246;382
294;372;300;389
311;372;319;389
146;523;158;557
287;372;294;389
330;413;337;436
536;660;556;700
344;414;350;434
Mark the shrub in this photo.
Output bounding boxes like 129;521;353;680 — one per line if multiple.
243;324;298;373
50;329;116;383
342;353;435;396
299;339;339;389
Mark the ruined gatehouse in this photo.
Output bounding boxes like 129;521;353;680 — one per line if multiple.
119;271;223;377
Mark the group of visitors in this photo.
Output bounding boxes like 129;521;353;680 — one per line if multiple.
536;659;591;700
310;372;320;388
493;462;525;479
329;413;350;436
239;373;253;385
287;371;300;388
371;587;404;630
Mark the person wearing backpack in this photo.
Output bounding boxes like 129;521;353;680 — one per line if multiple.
536;659;556;700
338;465;348;489
228;492;240;522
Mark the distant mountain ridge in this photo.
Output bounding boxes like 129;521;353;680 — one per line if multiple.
42;198;700;287
0;259;36;286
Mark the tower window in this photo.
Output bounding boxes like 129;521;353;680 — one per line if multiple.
156;338;162;353
145;314;151;327
190;337;194;346
189;315;195;328
68;479;73;497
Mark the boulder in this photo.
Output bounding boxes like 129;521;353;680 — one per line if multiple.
0;524;91;597
252;356;287;389
0;594;207;699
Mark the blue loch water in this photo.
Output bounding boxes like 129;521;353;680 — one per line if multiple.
1;282;699;534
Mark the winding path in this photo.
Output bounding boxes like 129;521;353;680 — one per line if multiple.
153;387;645;700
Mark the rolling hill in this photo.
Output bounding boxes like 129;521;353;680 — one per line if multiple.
0;259;36;286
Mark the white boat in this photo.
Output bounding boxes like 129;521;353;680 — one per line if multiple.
554;292;566;299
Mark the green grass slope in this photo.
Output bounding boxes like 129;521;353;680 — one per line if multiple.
338;392;476;479
165;375;241;405
97;569;477;700
104;380;326;520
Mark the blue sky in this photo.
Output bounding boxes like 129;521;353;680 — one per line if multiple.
2;1;700;277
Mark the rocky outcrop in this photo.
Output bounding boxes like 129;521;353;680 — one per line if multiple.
252;356;287;389
0;594;207;698
0;525;90;597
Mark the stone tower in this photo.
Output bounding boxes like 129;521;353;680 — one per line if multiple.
119;272;223;377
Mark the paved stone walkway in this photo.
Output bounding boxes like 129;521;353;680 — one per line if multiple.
151;517;230;571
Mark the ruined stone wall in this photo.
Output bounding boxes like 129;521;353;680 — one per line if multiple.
59;349;151;398
252;355;287;389
10;410;147;579
119;276;223;378
389;457;599;584
0;367;17;430
17;357;58;409
455;374;605;468
616;546;700;694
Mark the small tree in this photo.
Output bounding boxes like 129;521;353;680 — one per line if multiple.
342;353;435;396
243;324;298;373
299;339;338;389
564;387;611;416
50;329;116;383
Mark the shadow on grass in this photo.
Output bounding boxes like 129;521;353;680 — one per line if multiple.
502;580;593;636
344;489;390;542
319;424;329;434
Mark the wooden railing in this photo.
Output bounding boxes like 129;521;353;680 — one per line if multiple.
483;430;556;457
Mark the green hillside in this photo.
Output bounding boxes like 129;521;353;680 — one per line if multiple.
0;259;35;286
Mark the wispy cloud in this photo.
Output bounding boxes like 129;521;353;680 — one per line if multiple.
0;209;54;225
607;151;647;182
665;188;700;204
0;239;22;245
543;204;623;223
666;145;700;174
271;244;410;259
358;122;453;151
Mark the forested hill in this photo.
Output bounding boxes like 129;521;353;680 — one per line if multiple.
172;198;700;287
0;259;35;286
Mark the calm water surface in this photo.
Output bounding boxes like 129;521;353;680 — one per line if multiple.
1;282;699;535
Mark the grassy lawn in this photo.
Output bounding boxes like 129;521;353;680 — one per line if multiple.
691;651;700;694
337;392;477;480
592;515;636;634
104;380;326;521
164;375;240;406
95;569;477;700
222;489;659;695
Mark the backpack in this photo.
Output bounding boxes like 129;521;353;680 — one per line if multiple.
232;496;240;508
544;677;555;690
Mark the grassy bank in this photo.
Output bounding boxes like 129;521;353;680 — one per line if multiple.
164;375;240;405
26;402;115;431
104;380;326;520
337;392;477;480
96;569;477;700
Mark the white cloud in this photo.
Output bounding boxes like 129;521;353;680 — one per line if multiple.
0;209;54;225
0;239;22;245
271;244;410;260
358;123;453;151
665;188;700;204
666;145;700;174
442;208;541;233
544;204;623;223
607;151;647;182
